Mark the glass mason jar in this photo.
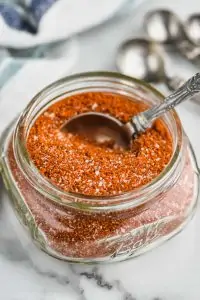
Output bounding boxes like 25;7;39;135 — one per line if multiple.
0;72;199;263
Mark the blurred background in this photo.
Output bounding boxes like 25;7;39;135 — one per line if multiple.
0;0;199;79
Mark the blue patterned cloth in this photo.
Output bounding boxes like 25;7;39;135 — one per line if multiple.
0;0;56;34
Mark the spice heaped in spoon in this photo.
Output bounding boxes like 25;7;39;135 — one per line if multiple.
61;73;200;149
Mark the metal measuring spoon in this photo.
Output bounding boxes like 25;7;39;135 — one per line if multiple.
61;73;200;150
186;14;200;46
144;9;187;44
116;38;184;91
144;9;200;65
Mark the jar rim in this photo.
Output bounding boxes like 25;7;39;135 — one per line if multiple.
13;71;184;210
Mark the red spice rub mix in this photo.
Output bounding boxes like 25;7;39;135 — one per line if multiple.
27;92;173;196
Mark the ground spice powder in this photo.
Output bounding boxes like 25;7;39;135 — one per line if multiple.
26;92;173;196
5;91;196;260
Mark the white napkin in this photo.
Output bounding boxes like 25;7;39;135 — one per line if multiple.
0;0;126;48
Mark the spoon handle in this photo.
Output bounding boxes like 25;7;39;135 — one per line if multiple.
127;73;200;136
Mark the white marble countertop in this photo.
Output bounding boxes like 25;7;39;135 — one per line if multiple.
1;0;200;299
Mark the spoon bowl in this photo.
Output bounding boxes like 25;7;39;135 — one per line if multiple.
144;9;186;44
116;38;165;83
186;14;200;45
116;37;185;90
62;112;129;149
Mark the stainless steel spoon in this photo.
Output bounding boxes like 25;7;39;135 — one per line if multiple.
144;9;187;44
186;14;200;46
62;73;200;149
116;38;184;91
144;9;200;65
